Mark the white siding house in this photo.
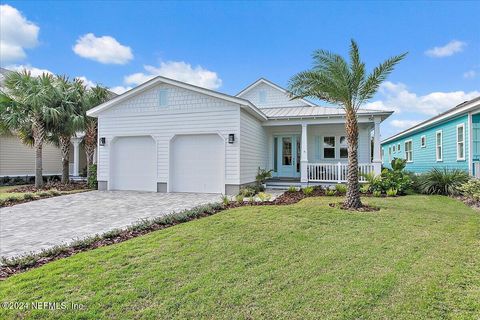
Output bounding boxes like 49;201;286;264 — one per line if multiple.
88;76;392;194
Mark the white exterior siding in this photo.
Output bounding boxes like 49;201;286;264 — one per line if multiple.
238;82;307;109
0;135;63;176
96;83;241;186
239;110;268;184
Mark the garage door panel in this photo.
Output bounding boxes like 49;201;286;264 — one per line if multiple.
111;136;156;192
171;134;223;193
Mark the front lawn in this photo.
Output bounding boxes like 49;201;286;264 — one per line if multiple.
1;195;479;319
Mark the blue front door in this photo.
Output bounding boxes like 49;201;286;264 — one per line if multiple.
277;135;301;178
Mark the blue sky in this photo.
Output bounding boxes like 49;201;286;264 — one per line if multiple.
1;1;479;138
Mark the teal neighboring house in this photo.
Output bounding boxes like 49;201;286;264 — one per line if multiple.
381;97;480;177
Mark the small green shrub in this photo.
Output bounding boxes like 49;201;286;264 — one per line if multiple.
49;189;61;196
239;186;260;197
325;189;336;196
23;193;36;200
235;194;244;203
255;167;273;186
458;179;480;200
287;185;297;192
302;186;314;196
418;168;469;196
0;199;5;206
38;191;51;197
386;188;398;197
360;184;370;194
335;184;347;194
87;164;98;189
221;195;230;206
103;228;122;239
248;195;255;202
373;190;382;197
257;192;272;202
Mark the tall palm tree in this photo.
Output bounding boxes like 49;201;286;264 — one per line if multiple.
289;40;406;209
0;71;61;188
48;76;86;183
79;85;109;179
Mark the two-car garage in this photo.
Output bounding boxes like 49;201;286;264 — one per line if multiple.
109;134;224;193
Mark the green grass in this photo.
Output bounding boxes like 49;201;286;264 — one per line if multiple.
0;185;85;201
1;195;479;319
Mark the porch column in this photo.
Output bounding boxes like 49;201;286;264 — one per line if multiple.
372;116;382;175
71;137;83;176
300;123;308;184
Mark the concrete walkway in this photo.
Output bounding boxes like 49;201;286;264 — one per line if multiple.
0;191;221;258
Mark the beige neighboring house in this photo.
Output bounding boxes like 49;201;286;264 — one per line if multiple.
0;67;87;179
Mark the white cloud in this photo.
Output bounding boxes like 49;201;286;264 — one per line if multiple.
5;64;52;77
75;76;96;88
73;33;133;64
390;119;421;129
0;4;39;63
123;61;222;89
425;40;466;58
364;81;480;116
463;70;477;79
109;86;132;95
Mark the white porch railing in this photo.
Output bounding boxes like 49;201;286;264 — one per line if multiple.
307;162;374;183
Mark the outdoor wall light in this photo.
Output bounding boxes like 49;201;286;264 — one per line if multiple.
228;134;235;144
99;137;106;146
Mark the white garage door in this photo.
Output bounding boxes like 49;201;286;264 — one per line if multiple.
171;134;224;193
110;136;156;192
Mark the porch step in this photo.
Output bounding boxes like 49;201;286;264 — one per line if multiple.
70;176;87;182
266;181;302;190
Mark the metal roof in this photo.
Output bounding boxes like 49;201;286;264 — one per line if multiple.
261;106;392;119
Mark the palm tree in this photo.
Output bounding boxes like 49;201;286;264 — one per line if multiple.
288;40;406;209
78;85;109;179
48;76;86;183
0;71;61;188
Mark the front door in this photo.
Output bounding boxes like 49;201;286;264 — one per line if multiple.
277;135;301;178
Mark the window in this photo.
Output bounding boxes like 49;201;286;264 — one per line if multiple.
436;131;443;161
339;136;348;158
420;135;426;148
397;143;401;152
282;137;292;165
393;145;396;152
159;89;168;106
457;124;465;160
259;90;267;104
323;137;335;158
388;146;392;161
273;137;278;172
405;140;413;162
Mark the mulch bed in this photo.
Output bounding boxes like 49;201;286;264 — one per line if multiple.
455;196;480;211
0;187;378;280
8;181;88;193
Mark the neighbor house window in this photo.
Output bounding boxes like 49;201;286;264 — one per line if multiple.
259;90;267;104
397;143;401;152
339;136;348;158
159;89;168;106
436;130;443;161
457;124;465;160
388;146;392;161
421;135;426;148
273;137;278;172
405;140;413;162
393;145;396;153
323;137;335;159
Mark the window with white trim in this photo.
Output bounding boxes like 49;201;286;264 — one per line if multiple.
405;140;413;162
420;135;426;148
158;89;168;106
457;124;465;160
436;131;443;161
393;145;396;152
388;146;392;162
323;137;335;159
397;143;401;152
339;136;348;158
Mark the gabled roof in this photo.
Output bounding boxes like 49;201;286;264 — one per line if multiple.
262;106;392;120
87;75;267;120
382;96;480;144
236;78;317;107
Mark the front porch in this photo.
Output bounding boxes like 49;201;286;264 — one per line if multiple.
263;117;383;185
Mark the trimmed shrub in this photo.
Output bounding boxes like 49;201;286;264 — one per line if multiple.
360;184;370;194
302;186;314;196
373;190;382;197
335;184;347;195
386;188;398;197
326;189;336;196
257;192;272;201
235;194;244;203
87;164;98;189
458;179;480;200
418;168;469;196
23;193;36;200
287;186;297;192
221;195;230;206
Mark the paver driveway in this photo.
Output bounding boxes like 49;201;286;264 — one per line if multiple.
0;191;221;258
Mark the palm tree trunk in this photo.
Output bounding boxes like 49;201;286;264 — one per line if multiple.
32;116;45;188
84;120;97;178
343;108;362;209
59;135;71;184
